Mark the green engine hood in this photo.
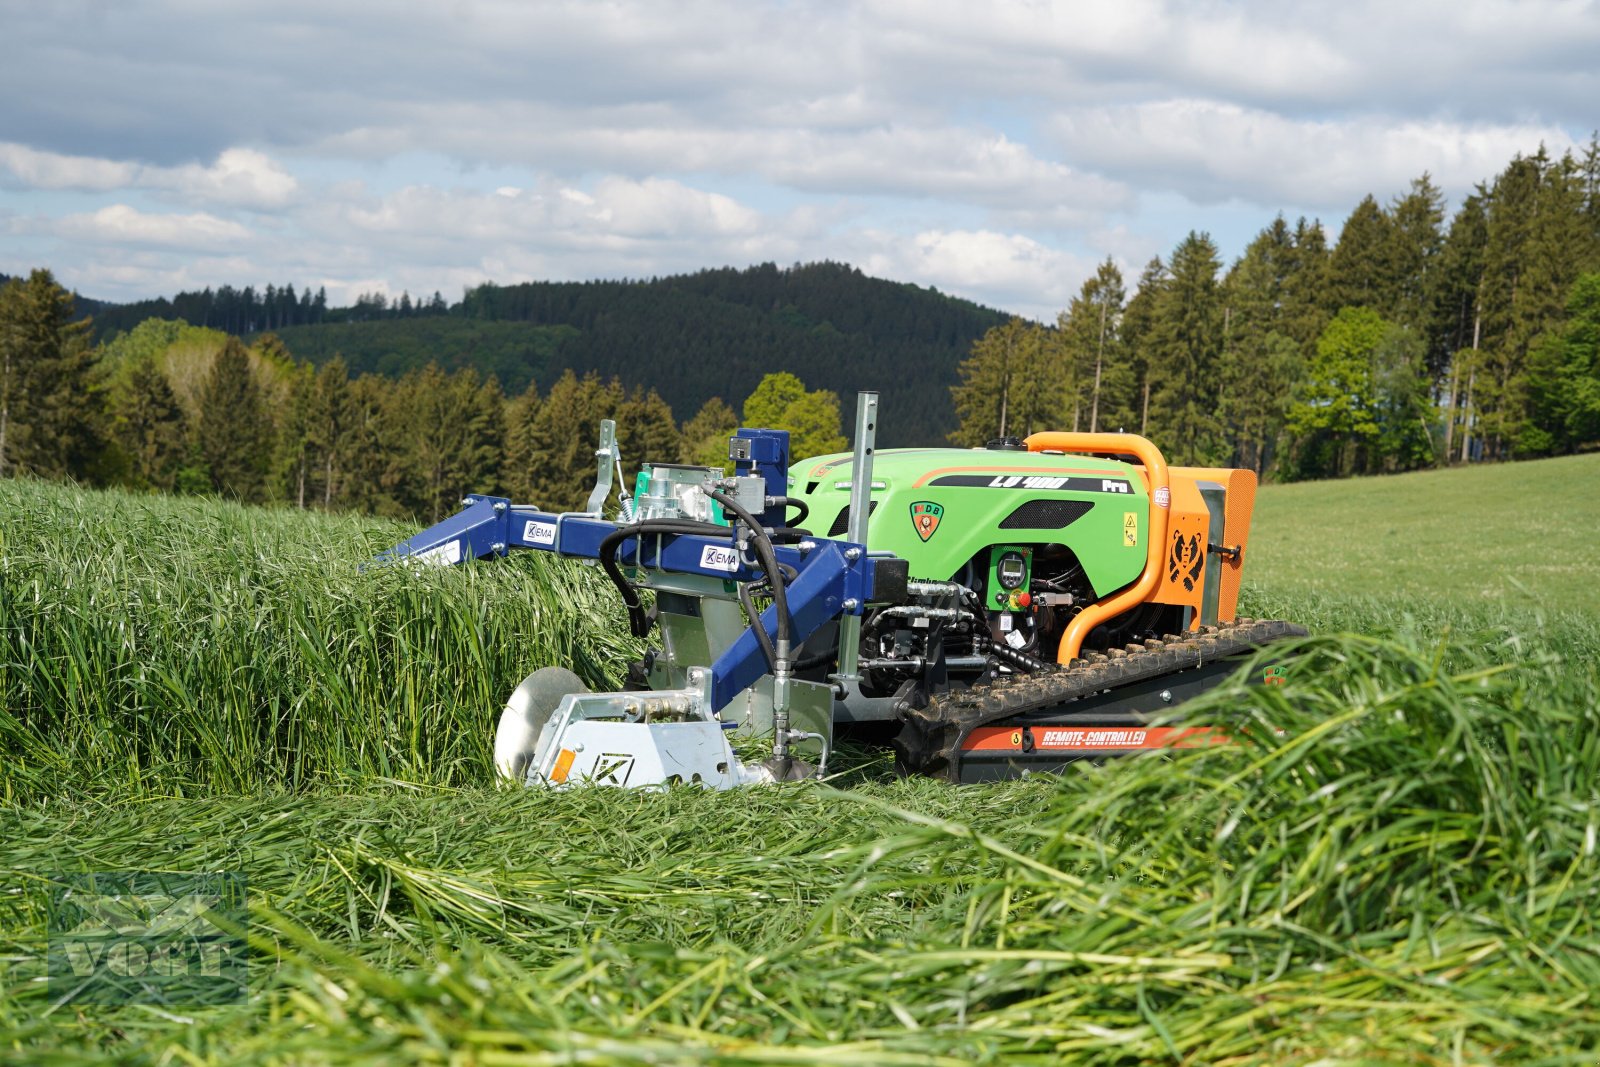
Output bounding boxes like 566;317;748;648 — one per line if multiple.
788;447;1148;597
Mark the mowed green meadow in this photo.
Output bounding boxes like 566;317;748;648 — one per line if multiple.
2;454;1599;1064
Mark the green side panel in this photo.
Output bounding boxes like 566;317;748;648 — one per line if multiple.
788;447;1147;597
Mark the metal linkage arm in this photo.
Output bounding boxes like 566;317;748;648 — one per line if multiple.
379;496;881;713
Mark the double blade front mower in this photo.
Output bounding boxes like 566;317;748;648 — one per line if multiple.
382;393;1304;787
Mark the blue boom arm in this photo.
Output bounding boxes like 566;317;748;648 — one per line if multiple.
379;494;875;714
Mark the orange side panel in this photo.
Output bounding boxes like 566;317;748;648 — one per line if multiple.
1169;466;1257;622
1153;476;1208;625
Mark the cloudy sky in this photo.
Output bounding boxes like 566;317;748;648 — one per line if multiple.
1;1;1594;320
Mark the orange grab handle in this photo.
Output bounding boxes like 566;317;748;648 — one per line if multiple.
1022;432;1171;664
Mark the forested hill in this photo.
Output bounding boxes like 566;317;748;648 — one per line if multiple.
84;262;1010;444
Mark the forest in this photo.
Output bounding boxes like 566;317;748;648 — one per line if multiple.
953;144;1600;478
3;143;1599;519
80;261;1009;445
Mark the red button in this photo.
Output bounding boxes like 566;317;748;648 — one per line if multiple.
1016;592;1032;608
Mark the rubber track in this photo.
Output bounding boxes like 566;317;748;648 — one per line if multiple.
897;617;1308;780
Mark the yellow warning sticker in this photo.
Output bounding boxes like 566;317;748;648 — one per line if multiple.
1123;511;1138;547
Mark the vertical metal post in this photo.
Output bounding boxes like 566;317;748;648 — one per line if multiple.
832;391;878;686
584;420;620;515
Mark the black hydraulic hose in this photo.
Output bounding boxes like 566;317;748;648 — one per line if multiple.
782;496;810;526
737;579;779;671
991;643;1051;673
599;518;728;637
791;646;837;671
709;490;792;655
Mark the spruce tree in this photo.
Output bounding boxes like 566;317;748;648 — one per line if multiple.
1147;233;1225;464
1218;218;1303;472
0;269;97;479
1113;258;1168;436
1056;259;1126;433
392;364;506;521
307;356;352;508
948;318;1056;445
1385;174;1446;332
502;378;542;501
1326;195;1394;315
526;370;625;512
617;386;681;479
114;355;188;491
197;337;273;501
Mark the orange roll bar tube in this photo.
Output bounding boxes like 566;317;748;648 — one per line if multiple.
1022;432;1171;664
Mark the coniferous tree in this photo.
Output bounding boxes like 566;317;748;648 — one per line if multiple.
1056;259;1125;433
0;269;98;479
390;364;505;521
502;378;542;502
1218;218;1303;472
948;318;1058;445
306;356;352;508
197;337;273;501
1325;196;1394;316
278;361;316;507
113;355;188;491
616;386;681;479
526;370;625;512
1112;258;1168;436
1146;233;1225;464
1279;218;1333;359
1385;175;1447;331
333;375;393;515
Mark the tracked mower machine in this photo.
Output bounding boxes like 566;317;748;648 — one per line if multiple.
383;393;1303;787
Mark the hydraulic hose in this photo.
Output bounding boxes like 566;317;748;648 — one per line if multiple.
708;490;792;654
710;487;798;777
991;643;1051;673
599;518;728;637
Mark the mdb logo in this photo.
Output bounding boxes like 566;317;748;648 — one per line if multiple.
47;871;247;1006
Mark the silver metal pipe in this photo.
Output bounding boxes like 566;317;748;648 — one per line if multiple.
832;392;878;686
875;605;975;621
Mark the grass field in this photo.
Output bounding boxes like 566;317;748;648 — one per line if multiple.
3;455;1599;1064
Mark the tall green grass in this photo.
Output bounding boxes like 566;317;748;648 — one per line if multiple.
1;477;639;799
4;462;1600;1062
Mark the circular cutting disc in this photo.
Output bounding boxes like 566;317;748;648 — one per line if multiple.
493;666;588;782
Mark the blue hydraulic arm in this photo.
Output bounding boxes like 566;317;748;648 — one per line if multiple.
379;494;876;714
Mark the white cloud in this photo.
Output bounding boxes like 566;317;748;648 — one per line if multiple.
0;142;138;191
54;205;252;249
854;228;1093;320
159;149;298;209
0;143;296;210
1051;101;1577;207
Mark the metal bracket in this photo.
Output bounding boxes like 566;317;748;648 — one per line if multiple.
585;419;621;516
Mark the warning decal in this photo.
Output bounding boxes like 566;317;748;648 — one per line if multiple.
1123;511;1138;547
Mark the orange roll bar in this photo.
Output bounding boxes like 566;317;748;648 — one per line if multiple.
1022;432;1171;664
